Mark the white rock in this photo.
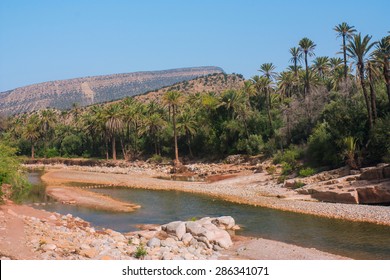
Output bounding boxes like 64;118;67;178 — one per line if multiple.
147;237;161;248
186;222;206;236
164;221;186;240
42;244;57;251
181;233;193;245
212;216;235;230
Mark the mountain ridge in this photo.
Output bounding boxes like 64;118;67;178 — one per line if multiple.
0;66;224;115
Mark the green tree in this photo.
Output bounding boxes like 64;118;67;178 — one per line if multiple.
298;37;316;96
346;33;376;129
22;114;41;159
334;22;356;79
163;91;182;164
373;36;390;108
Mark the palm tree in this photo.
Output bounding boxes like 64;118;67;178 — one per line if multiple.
39;109;57;156
22;114;41;159
252;75;274;133
298;38;316;96
373;36;390;108
258;63;277;80
177;109;198;157
334;22;356;79
142;112;166;155
103;104;124;160
366;59;381;121
289;47;301;77
312;56;330;78
346;33;376;129
162;91;182;165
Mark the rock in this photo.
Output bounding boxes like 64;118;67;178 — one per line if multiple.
160;237;177;247
80;244;91;250
350;170;361;175
80;248;98;258
42;244;57;251
147;237;161;248
48;215;57;221
309;189;359;204
283;179;297;189
130;238;140;246
356;185;390;204
212;216;235;230
360;167;384;181
181;233;193;245
186;222;207;236
163;221;186;240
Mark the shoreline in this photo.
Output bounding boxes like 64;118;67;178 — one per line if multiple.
38;165;390;227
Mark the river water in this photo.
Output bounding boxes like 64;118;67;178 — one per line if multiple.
26;172;390;259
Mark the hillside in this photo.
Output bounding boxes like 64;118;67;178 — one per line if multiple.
135;72;245;103
0;66;224;115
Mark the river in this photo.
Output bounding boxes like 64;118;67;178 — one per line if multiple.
26;171;390;259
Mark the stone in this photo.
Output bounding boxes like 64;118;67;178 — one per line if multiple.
80;249;98;259
310;189;359;204
181;233;193;245
360;167;384;181
80;244;91;250
147;237;161;248
186;222;207;236
356;185;390;204
130;238;140;246
163;221;186;240
42;244;57;251
160;237;177;247
212;216;235;230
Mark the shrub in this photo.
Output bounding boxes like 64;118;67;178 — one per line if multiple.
292;181;306;189
149;154;163;163
60;135;82;157
44;147;60;158
298;167;316;177
134;244;148;259
277;175;287;184
281;162;293;175
236;134;264;155
266;165;276;175
273;146;302;168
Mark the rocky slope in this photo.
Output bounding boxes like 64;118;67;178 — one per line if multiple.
136;72;245;103
0;66;224;115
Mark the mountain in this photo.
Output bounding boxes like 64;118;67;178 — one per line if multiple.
0;66;224;115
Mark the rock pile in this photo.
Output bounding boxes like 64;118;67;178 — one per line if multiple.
21;211;237;260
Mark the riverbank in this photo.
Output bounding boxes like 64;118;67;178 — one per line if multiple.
38;164;390;226
0;201;348;260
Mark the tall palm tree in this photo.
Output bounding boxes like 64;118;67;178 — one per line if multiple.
103;104;124;160
298;38;316;96
366;59;381;121
289;47;301;77
346;33;376;129
142;112;166;155
373;36;390;108
162;91;182;165
258;63;277;80
334;22;356;79
177;108;198;157
22;114;41;159
252;75;274;133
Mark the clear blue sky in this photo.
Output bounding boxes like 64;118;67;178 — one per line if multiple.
0;0;389;92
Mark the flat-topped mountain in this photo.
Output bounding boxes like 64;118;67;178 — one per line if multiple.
0;66;224;115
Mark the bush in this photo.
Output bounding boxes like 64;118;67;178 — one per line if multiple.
366;116;390;164
298;167;316;177
307;122;341;167
236;134;264;155
61;135;82;157
0;141;30;202
273;146;302;168
134;244;148;259
44;147;60;158
281;162;293;175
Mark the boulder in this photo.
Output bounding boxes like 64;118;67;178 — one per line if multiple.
163;221;186;240
186;222;207;236
356;185;390;204
310;189;359;204
147;237;161;248
211;216;235;230
181;233;193;245
360;167;384;181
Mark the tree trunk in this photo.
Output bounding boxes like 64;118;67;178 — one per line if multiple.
112;136;116;160
359;66;373;129
368;67;377;122
172;105;179;164
105;138;109;160
384;60;390;109
266;90;273;135
343;35;348;80
31;144;35;159
186;130;193;158
305;52;310;96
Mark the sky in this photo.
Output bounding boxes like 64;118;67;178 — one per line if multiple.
0;0;389;92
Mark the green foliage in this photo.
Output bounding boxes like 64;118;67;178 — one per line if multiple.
134;244;148;259
292;181;306;189
44;147;60;158
281;162;293;175
273;146;302;167
236;134;264;155
266;165;276;175
298;167;316;177
0;141;30;203
61;135;83;157
307;122;341;167
367;115;390;163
